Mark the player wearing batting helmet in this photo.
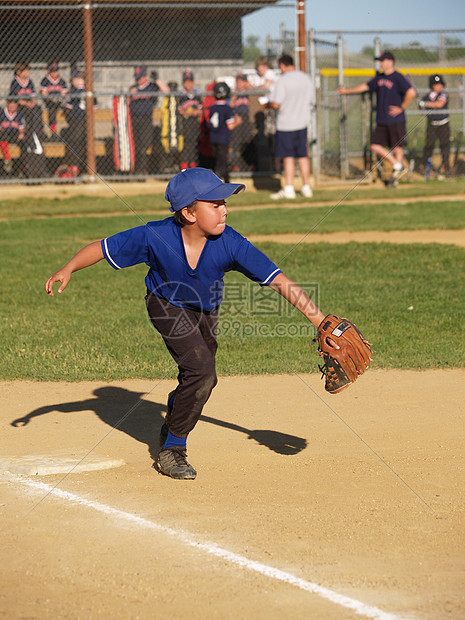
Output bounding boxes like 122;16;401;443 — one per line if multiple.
208;82;241;182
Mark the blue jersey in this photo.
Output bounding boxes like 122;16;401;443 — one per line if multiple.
208;102;235;145
367;71;412;125
101;217;281;311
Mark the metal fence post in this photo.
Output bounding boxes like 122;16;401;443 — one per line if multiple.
462;74;465;132
374;36;381;70
338;35;349;179
309;28;320;184
83;2;96;182
368;36;382;179
296;0;307;72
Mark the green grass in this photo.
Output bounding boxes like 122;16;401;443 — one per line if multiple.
227;200;465;234
1;207;464;379
1;177;464;220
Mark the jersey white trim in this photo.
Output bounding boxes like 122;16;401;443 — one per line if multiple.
262;268;281;285
103;238;122;270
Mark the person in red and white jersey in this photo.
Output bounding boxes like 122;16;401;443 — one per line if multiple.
0;99;25;174
40;61;68;137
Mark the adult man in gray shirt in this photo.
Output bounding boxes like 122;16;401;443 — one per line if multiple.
267;54;314;199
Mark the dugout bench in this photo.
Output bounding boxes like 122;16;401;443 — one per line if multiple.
0;108;162;167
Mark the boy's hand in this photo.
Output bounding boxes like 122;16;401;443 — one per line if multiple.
45;269;71;296
44;241;104;296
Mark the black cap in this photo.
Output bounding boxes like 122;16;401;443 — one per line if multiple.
47;61;59;72
375;51;395;62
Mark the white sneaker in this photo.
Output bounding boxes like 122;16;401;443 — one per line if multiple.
270;188;296;200
301;185;313;198
391;164;406;181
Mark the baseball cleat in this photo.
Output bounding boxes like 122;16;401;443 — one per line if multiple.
157;447;197;480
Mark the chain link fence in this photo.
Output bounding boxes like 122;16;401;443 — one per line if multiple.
0;1;464;185
0;0;296;185
309;30;465;182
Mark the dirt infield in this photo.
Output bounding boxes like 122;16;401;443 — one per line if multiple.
1;370;464;619
2;182;464;617
249;229;465;248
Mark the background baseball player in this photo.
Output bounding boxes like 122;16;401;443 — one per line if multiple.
63;68;98;174
0;98;25;174
129;66;169;175
9;61;47;177
230;73;256;172
418;74;451;177
208;82;241;182
40;61;68;139
178;70;202;170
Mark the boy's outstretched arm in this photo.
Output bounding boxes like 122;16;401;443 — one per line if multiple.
268;272;325;328
45;240;104;296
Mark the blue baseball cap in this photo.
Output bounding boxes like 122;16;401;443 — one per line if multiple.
165;168;245;212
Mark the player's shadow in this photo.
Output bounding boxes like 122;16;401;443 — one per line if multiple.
200;415;307;455
10;386;165;465
10;386;307;466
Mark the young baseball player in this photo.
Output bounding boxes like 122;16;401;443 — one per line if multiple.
178;70;202;170
40;61;68;138
230;73;255;172
129;65;169;175
45;167;326;480
208;82;241;182
0;99;25;174
63;68;100;173
9;62;48;177
419;74;450;177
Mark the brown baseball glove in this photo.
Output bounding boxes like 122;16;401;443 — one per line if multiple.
314;314;373;394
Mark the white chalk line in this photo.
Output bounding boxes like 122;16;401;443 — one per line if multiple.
11;474;407;620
